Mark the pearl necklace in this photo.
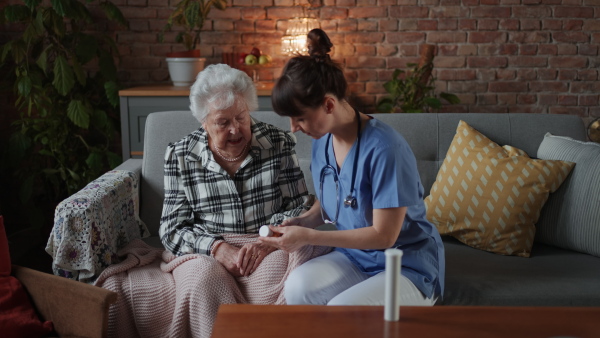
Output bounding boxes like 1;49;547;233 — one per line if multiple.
213;141;250;162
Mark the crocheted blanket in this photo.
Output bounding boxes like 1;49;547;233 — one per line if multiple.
95;235;331;338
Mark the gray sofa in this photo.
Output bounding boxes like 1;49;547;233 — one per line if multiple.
53;111;600;306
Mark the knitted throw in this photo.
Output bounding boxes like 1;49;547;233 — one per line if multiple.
95;235;331;338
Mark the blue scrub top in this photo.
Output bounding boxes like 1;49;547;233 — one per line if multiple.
310;118;445;299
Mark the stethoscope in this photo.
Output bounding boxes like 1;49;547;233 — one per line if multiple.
319;108;362;224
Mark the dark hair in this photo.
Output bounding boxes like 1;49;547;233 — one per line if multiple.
272;29;348;117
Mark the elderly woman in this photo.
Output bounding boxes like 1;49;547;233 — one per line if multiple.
96;64;328;338
159;63;316;277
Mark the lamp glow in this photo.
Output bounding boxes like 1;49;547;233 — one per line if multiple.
280;18;320;56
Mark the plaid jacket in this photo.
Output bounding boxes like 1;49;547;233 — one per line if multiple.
159;118;310;256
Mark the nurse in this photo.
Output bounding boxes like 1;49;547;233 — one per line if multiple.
259;29;445;306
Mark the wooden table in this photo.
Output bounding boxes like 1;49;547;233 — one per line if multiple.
212;304;600;338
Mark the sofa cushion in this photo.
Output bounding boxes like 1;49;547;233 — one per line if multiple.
443;237;600;306
425;121;574;257
536;133;600;258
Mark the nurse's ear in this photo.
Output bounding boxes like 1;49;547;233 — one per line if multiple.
323;95;336;115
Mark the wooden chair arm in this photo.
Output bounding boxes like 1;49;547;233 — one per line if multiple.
12;265;118;338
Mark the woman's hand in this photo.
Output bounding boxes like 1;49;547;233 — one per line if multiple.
212;243;243;277
237;242;277;276
259;225;311;253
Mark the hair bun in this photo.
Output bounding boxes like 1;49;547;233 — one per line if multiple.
307;29;333;62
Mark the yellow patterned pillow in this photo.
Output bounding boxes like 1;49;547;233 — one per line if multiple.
425;121;574;257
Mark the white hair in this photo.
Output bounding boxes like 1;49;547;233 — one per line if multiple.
189;64;258;123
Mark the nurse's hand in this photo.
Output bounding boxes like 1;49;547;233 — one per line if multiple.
258;225;310;253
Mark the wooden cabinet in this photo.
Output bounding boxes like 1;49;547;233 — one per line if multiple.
119;84;273;159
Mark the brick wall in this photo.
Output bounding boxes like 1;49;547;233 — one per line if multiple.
2;0;599;117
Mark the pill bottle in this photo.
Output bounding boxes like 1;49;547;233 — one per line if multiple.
259;225;281;237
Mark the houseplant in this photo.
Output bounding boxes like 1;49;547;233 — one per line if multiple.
0;1;126;231
376;61;460;114
160;0;227;86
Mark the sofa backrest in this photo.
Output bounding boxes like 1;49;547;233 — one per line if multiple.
141;111;586;236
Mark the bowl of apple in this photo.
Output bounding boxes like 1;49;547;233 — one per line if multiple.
240;47;272;67
239;47;272;85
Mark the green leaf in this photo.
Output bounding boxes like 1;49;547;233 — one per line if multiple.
36;47;48;73
10;40;27;64
91;109;108;128
67;168;81;181
424;97;442;109
213;0;228;11
24;0;42;9
23;22;41;47
106;151;122;169
71;56;86;86
100;1;128;27
4;5;31;23
39;149;53;156
70;0;93;22
52;54;75;95
440;92;461;105
85;152;103;170
33;9;44;34
17;76;32;97
104;81;119;107
0;42;10;62
175;32;185;44
75;34;97;64
383;81;398;96
50;0;67;17
377;102;394;114
184;1;200;28
67;100;91;128
44;6;66;37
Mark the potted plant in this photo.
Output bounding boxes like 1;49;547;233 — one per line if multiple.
0;0;126;231
160;0;227;86
376;48;460;113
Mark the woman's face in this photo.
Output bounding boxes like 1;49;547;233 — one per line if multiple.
288;96;335;139
203;100;252;155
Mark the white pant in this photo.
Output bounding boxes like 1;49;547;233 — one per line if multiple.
285;250;435;306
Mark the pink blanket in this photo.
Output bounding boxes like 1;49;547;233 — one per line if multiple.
95;235;331;338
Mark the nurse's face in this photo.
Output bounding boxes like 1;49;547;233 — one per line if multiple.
288;96;335;139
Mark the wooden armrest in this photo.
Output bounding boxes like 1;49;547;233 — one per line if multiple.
12;265;118;338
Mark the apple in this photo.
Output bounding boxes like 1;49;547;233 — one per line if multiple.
245;54;258;65
258;54;272;65
250;47;261;58
238;53;248;65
